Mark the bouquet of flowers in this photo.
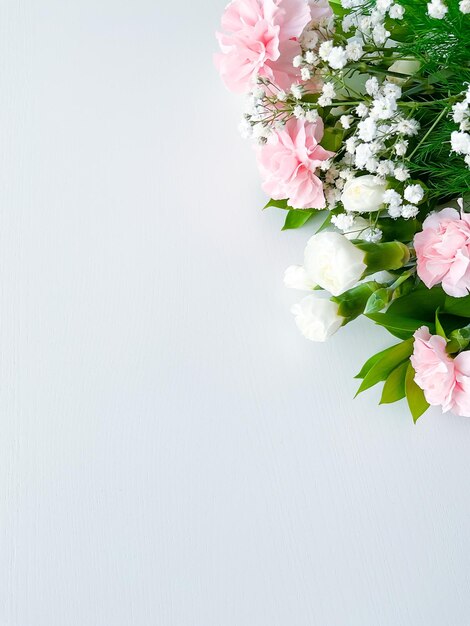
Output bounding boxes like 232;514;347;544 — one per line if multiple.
215;0;470;420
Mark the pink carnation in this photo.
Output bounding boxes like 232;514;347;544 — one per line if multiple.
215;0;312;93
414;208;470;298
256;117;333;209
411;326;470;418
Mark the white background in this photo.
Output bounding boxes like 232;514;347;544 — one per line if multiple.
1;1;470;624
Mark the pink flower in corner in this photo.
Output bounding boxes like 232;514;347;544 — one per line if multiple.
411;326;470;417
256;117;334;209
414;207;470;298
215;0;312;93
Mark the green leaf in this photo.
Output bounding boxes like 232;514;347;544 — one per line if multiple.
443;295;470;318
364;288;391;315
380;360;408;405
405;363;430;423
366;312;430;340
316;210;335;233
435;308;447;339
377;218;420;243
355;348;390;380
263;198;289;210
282;209;314;230
356;338;414;396
387;283;446;321
321;128;343;152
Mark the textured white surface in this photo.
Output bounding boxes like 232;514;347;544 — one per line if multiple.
1;1;470;624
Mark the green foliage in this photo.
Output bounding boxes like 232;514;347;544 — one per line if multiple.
405;363;430;423
282;209;314;230
355;338;414;395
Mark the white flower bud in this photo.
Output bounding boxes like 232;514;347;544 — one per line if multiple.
303;232;367;296
341;175;387;213
291;296;343;342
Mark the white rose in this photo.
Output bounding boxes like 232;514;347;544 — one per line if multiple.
388;59;421;84
303;231;367;296
291;296;343;342
283;265;316;291
341;175;386;213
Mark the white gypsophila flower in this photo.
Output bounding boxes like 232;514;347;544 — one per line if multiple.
465;154;470;168
370;96;397;121
294;105;306;119
340;115;354;129
332;213;355;231
284;265;316;291
394;165;410;181
335;177;346;190
358;118;378;142
238;119;252;139
252;86;265;99
356;103;369;117
301;67;311;81
404;184;424;204
370;9;385;25
322;83;336;99
388;204;402;218
303;231;367;296
366;158;379;173
453;102;469;124
319;41;334;62
306;109;319;123
389;3;405;18
451;131;470;154
401;204;419;219
345;40;363;61
291;296;343;342
320;159;332;172
383;189;402;207
377;160;395;176
377;0;393;10
252;123;270;140
427;0;448;18
318;95;332;107
293;55;303;68
339;168;355;181
383;82;402;99
360;16;372;32
365;77;380;96
363;227;383;243
354;143;373;169
345;137;358;154
277;89;287;102
395;140;409;156
291;84;303;99
394;118;420;136
305;50;317;65
328;47;348;70
460;0;470;13
342;175;387;213
342;14;355;32
373;24;391;45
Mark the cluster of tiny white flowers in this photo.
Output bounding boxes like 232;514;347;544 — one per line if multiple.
340;0;405;44
427;0;448;19
382;183;424;219
342;79;419;189
451;87;470;168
